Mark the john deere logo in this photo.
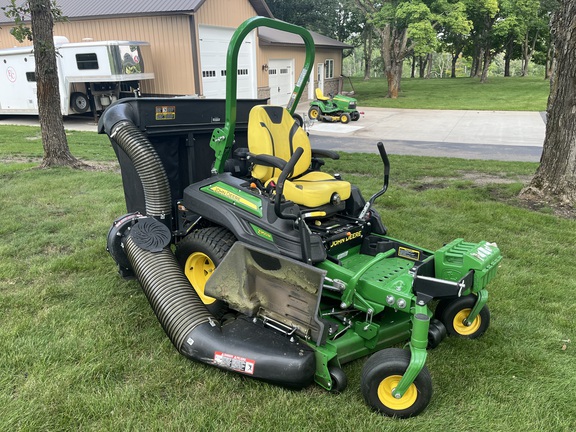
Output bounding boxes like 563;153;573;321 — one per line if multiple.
201;182;263;217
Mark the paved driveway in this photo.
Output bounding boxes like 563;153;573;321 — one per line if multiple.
296;104;546;162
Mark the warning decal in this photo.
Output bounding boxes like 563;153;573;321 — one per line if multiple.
214;351;255;375
398;246;420;261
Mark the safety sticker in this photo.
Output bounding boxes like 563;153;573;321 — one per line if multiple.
398;246;420;261
214;351;255;375
155;105;175;120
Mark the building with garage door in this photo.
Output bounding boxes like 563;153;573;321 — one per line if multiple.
0;0;351;104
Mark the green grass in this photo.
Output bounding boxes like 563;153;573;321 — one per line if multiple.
346;76;550;111
2;127;575;431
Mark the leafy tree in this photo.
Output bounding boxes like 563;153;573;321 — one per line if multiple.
2;0;84;168
355;0;469;97
521;0;576;205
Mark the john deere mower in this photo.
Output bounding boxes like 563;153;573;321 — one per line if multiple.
308;88;360;123
100;17;501;418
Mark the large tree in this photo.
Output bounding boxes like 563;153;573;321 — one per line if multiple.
3;0;84;168
521;0;576;205
356;0;469;98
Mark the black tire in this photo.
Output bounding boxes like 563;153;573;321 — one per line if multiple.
70;92;89;113
439;295;490;339
308;106;321;121
340;112;351;124
175;227;236;319
293;113;304;127
361;348;432;418
427;318;447;349
351;111;360;121
328;366;348;393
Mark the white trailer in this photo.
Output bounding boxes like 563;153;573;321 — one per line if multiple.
0;38;154;115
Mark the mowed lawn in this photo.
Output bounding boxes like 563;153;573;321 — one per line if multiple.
1;124;574;431
346;76;550;111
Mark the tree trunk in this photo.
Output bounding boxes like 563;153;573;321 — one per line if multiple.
521;1;576;205
504;36;514;77
363;26;372;80
29;0;84;168
419;55;427;78
451;53;458;78
480;48;491;83
411;53;416;78
521;30;539;77
425;53;433;79
545;42;555;79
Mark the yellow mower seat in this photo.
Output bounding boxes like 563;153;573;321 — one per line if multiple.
315;88;330;101
248;105;351;208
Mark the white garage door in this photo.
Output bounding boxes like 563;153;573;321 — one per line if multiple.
268;59;294;106
198;25;256;98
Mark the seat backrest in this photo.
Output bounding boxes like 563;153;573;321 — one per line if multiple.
248;105;312;182
315;88;329;100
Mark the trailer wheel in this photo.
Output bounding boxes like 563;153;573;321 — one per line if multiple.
440;295;490;339
175;227;236;319
361;348;432;418
340;113;351;124
70;92;89;113
308;106;321;121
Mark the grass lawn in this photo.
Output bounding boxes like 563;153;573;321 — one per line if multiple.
1;126;575;431
346;76;550;112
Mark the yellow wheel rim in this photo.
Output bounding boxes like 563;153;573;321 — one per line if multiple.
184;252;216;305
310;109;319;119
341;115;349;123
453;308;481;336
377;375;418;411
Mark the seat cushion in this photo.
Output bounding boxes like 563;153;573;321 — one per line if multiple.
268;171;351;208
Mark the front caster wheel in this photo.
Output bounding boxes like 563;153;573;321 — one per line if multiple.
440;295;490;339
361;348;432;418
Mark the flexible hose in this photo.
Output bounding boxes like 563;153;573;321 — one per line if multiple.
111;121;172;218
124;236;212;349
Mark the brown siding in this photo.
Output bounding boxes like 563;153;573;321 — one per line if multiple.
0;16;197;96
195;0;256;26
53;16;196;95
259;46;343;100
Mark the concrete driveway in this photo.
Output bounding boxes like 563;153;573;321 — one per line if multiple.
0;104;546;162
295;104;546;162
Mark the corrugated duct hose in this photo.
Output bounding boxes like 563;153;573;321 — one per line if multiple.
105;116;315;388
109;120;213;347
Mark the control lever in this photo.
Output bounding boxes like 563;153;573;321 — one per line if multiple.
358;142;389;219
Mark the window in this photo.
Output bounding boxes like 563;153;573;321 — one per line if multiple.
26;72;36;82
76;53;99;70
237;69;248;75
325;59;334;79
202;70;216;78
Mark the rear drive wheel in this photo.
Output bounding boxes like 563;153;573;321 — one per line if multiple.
351;111;360;121
361;348;432;418
308;106;321;121
175;227;236;318
340;112;351;124
440;295;490;339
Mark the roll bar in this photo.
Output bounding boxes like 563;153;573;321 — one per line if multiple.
210;17;315;174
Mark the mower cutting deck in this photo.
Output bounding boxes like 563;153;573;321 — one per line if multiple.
100;17;501;418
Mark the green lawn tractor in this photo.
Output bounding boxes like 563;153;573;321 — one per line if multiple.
308;88;361;123
100;17;502;419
